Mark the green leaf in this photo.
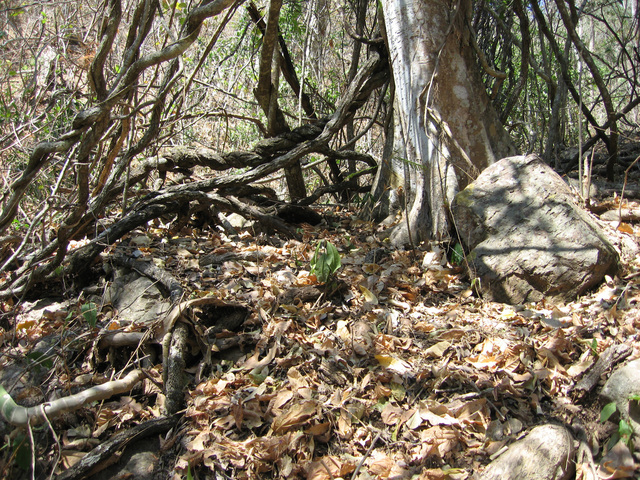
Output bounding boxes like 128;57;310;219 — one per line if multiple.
310;241;341;283
325;241;341;271
601;402;617;423
26;351;53;370
451;242;464;265
81;302;98;328
629;394;640;401
619;419;634;438
13;434;31;471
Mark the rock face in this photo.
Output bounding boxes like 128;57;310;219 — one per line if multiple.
103;269;172;325
451;154;618;304
476;424;575;480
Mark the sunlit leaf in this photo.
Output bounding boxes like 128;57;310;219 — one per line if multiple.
359;285;378;305
601;402;617;423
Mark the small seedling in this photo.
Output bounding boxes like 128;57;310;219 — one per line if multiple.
600;400;636;450
81;302;98;328
310;240;341;284
451;242;465;265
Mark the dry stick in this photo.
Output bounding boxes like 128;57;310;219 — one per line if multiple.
351;430;381;479
403;174;417;263
617;154;640;227
585;147;595;206
176;0;241;115
0;146;76;274
340;80;389;152
319;457;336;480
28;419;35;480
43;406;62;480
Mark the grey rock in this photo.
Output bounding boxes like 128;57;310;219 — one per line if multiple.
600;359;640;436
476;424;575;480
92;436;161;480
104;270;171;325
451;154;618;304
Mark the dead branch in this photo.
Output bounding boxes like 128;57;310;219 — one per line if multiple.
55;414;178;480
0;369;144;427
0;49;387;300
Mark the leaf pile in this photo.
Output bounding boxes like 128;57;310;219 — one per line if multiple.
1;206;640;479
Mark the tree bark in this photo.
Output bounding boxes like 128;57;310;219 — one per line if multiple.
378;0;515;245
252;0;307;200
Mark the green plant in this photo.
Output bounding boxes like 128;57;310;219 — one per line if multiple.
450;242;465;265
81;302;98;328
25;351;53;371
600;400;636;450
310;240;341;283
4;433;31;472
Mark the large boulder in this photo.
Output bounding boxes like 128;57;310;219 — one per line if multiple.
451;154;618;304
475;424;575;480
600;359;640;439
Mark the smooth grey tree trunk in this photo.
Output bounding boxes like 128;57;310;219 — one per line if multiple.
376;0;515;245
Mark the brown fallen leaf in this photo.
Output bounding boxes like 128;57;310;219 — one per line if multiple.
242;344;278;370
598;440;637;479
425;340;451;358
271;400;318;434
305;455;356;480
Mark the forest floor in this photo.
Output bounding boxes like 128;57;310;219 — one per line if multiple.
1;184;640;480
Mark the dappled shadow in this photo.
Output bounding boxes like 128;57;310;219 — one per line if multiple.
452;154;618;304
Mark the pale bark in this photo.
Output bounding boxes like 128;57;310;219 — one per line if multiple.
379;0;515;244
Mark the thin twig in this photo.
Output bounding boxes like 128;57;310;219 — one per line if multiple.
351;430;381;479
27;419;35;480
618;154;640;227
42;405;61;480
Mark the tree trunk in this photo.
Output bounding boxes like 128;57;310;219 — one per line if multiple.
376;0;515;245
253;0;307;200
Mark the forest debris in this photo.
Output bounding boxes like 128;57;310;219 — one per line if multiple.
199;249;270;267
597;440;638;479
571;344;632;397
56;415;178;480
600;207;640;223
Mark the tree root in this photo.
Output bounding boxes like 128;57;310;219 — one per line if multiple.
0;369;144;427
56;414;178;480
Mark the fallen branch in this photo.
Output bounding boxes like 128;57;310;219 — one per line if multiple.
163;322;190;416
0;369;144;427
56;414;178;480
571;344;632;397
